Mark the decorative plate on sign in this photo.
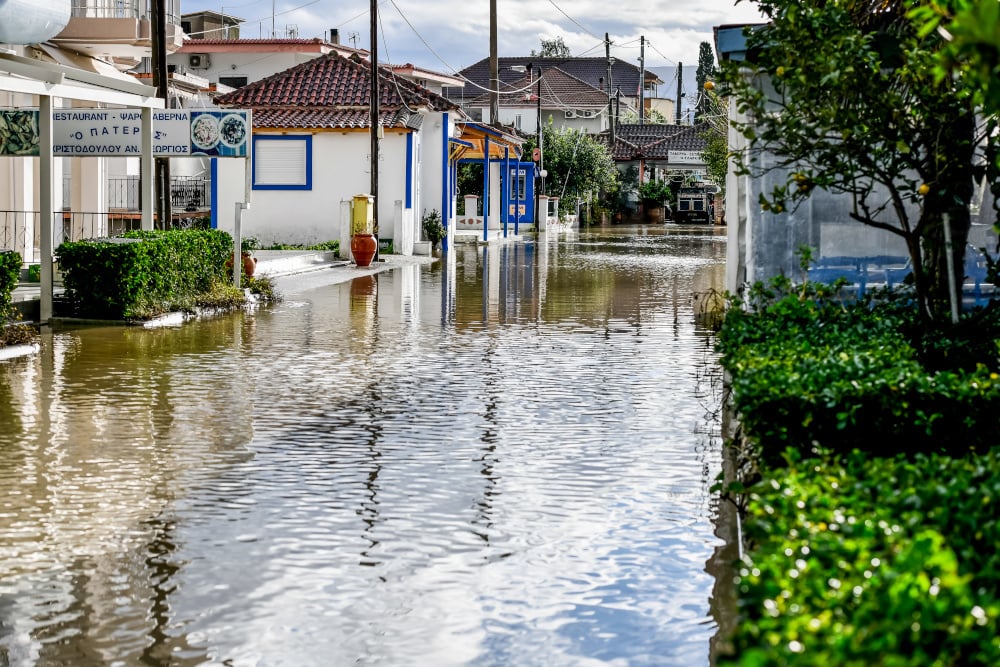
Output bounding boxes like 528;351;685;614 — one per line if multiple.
191;114;220;151
219;114;247;148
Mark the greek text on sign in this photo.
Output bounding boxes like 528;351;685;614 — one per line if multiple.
46;109;250;158
669;150;703;164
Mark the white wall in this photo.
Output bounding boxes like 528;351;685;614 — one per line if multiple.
418;110;451;236
170;51;319;87
213;129;416;249
481;106;605;134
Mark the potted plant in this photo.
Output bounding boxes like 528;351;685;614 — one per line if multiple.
422;209;447;250
638;180;671;222
226;236;259;277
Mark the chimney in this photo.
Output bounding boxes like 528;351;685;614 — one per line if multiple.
330;28;340;44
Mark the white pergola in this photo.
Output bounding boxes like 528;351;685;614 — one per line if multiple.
0;50;163;322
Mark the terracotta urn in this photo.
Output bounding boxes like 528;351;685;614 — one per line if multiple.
351;233;377;268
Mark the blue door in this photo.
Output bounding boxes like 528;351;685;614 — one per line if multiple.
504;162;536;225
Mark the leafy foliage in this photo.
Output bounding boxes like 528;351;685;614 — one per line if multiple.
532;37;571;58
719;447;1000;666
56;229;233;320
695;41;716;120
718;0;985;322
421;209;447;245
0;250;20;314
522;121;619;215
637;179;672;205
0;250;36;347
718;278;1000;463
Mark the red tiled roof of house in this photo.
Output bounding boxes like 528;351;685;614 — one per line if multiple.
250;108;424;130
213;51;458;125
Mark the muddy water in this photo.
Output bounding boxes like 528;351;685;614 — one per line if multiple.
0;225;729;666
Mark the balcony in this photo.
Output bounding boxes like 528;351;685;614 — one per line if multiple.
50;0;184;61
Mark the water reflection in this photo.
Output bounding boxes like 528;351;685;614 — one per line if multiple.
0;224;727;666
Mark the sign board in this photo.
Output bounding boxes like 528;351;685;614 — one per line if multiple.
669;150;703;164
0;108;251;158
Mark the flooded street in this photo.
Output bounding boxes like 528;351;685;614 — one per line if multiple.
0;225;728;666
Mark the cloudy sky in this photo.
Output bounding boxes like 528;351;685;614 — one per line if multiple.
184;0;767;73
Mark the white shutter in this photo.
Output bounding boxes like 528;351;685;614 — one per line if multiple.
254;138;308;187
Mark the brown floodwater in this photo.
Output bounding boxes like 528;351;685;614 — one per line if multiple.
0;224;729;666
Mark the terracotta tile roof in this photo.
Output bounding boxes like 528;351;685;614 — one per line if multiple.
250;108;424;130
183;38;331;47
213;52;458;128
597;122;709;160
445;57;661;102
468;67;608;109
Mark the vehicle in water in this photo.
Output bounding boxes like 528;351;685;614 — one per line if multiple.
674;186;712;224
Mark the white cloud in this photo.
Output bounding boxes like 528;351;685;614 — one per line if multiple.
186;0;767;72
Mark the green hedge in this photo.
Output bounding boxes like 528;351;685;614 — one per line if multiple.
716;278;1000;664
0;249;20;314
56;229;232;320
719;448;1000;666
717;279;1000;461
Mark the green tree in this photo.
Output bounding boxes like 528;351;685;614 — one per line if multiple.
620;107;669;124
699;91;729;195
532;37;572;58
522;122;619;215
719;0;986;322
912;0;1000;239
695;41;716;121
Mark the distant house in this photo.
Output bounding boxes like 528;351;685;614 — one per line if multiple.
210;51;519;253
171;34;367;90
600;122;709;176
465;67;610;134
597;122;711;216
446;57;664;128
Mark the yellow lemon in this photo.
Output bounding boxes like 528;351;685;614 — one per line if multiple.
918;183;930;195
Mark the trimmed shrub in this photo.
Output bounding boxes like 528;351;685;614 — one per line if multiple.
717;279;1000;461
56;229;232;319
719;448;1000;666
0;249;20;313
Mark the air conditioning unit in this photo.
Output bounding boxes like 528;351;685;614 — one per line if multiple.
564;110;577;119
188;53;210;69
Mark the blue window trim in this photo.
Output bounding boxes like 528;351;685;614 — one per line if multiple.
252;134;313;191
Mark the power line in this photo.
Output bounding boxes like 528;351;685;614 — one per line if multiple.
545;0;602;41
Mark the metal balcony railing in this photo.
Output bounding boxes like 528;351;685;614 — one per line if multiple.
63;175;210;213
69;0;181;24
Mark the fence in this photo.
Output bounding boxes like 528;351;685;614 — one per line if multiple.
2;211;149;263
63;176;211;213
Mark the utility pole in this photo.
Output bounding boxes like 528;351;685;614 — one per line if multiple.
537;68;544;197
489;0;499;126
370;0;379;251
151;0;170;228
639;36;645;126
606;33;615;145
675;62;683;125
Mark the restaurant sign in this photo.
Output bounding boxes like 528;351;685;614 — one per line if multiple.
0;109;250;158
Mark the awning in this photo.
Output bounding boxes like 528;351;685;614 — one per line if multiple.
455;122;523;161
0;48;161;107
